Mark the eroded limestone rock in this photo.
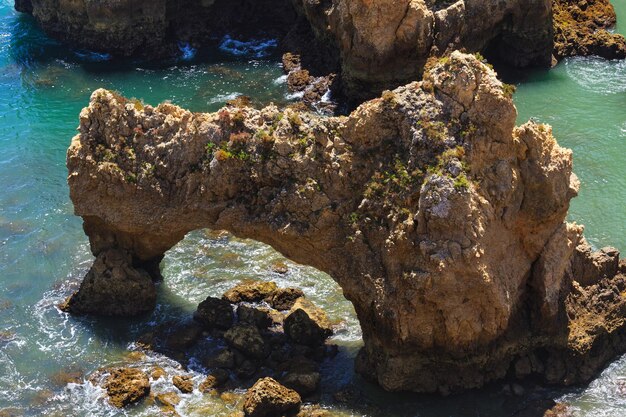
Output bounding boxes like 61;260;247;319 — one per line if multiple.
553;0;626;60
67;52;626;393
59;248;156;316
284;299;333;346
194;296;234;329
295;0;553;100
243;378;301;417
224;325;269;359
99;368;150;408
223;281;278;304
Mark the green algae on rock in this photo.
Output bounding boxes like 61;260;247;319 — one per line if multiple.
65;51;626;393
553;0;626;60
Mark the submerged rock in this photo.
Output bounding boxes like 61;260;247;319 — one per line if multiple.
66;52;626;393
155;391;181;407
49;367;83;386
101;368;150;408
243;377;301;417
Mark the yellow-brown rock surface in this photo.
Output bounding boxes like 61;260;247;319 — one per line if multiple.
66;52;626;393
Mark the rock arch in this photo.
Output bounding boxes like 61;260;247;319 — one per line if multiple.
64;52;626;393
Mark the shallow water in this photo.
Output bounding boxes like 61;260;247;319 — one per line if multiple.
0;0;625;415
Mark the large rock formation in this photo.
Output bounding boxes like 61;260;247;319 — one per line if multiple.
16;0;626;102
15;0;298;57
16;0;554;100
66;52;626;393
553;0;626;60
294;0;553;101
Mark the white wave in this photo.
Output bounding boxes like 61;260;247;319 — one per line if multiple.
178;42;197;61
273;75;288;85
565;56;626;95
320;89;333;103
219;36;278;59
207;92;241;105
285;91;304;100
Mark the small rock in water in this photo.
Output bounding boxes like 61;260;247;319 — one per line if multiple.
0;331;15;345
151;366;166;380
30;389;54;407
220;390;242;405
172;375;194;393
199;369;230;392
170;322;204;350
243;377;301;417
271;261;289;274
224;324;269;359
124;350;147;363
194;296;234;329
284;299;333;346
101;367;150;408
227;95;252;108
223;280;278;303
0;408;22;417
155;391;181;407
543;403;573;417
269;288;304;311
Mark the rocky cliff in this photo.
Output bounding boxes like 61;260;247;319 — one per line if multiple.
65;52;626;393
16;0;626;102
294;0;553;101
553;0;626;60
15;0;298;57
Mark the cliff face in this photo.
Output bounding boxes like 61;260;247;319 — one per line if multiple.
295;0;553;101
16;0;298;57
65;52;626;393
16;0;554;99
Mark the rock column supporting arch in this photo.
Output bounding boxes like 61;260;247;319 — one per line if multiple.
65;52;626;393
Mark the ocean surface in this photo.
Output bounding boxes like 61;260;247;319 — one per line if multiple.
0;0;624;415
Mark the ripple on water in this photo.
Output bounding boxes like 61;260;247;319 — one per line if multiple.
559;355;626;417
565;57;626;95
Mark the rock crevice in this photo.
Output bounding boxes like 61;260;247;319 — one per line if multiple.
66;52;626;393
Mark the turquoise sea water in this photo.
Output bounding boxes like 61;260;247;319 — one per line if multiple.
0;0;625;415
515;0;626;252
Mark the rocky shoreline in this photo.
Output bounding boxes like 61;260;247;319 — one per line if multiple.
63;52;626;396
85;279;337;416
14;0;626;105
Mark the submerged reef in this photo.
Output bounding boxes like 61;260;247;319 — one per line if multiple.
65;52;626;393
